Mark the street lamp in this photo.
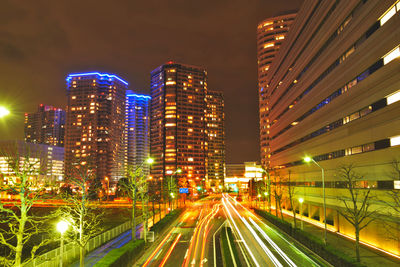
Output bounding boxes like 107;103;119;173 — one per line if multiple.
0;106;10;118
260;167;271;212
57;220;69;267
104;177;109;201
168;168;181;210
304;156;327;244
299;197;304;230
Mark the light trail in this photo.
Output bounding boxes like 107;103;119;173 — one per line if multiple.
142;230;174;267
159;233;182;267
248;217;297;267
222;196;261;267
224;196;283;267
200;204;220;267
184;207;209;267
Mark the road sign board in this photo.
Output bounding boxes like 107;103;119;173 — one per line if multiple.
179;188;189;194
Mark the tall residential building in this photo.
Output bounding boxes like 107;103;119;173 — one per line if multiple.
65;72;127;186
125;90;151;174
205;90;225;188
257;13;296;167
150;62;208;194
24;104;65;147
263;0;400;255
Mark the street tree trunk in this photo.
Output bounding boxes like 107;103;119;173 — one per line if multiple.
355;225;360;262
132;192;137;241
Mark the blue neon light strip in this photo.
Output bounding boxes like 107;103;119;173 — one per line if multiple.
126;93;151;99
66;72;128;85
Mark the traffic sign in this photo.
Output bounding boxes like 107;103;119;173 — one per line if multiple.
179;188;189;194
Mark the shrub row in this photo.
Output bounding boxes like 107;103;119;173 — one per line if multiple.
95;208;184;267
150;208;183;233
94;239;145;267
254;209;365;267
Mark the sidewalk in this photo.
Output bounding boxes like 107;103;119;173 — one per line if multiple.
70;205;171;267
252;203;400;267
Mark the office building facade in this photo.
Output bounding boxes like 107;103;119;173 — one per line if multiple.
125;91;151;174
24;104;65;147
258;13;296;167
263;0;400;255
65;72;127;186
0;140;64;189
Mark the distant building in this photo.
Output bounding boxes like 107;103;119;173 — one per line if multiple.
125;91;151;174
0;140;64;189
257;13;296;167
150;62;208;195
205;90;225;189
225;162;263;192
65;72;127;187
24;104;65;147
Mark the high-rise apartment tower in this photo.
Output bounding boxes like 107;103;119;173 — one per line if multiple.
65;72;127;186
24;104;65;147
257;13;296;167
150;62;208;193
125;91;151;174
205;90;225;188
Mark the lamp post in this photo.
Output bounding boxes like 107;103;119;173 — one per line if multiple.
299;197;304;230
264;192;268;210
104;177;109;201
57;220;69;267
261;167;271;213
304;156;327;244
168;168;182;210
0;106;10;118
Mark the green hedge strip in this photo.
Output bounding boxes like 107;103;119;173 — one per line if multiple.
254;209;366;267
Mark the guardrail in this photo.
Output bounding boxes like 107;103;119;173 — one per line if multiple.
25;215;149;267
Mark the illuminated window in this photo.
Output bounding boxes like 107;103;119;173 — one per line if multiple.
387;90;400;105
166;123;176;127
391;135;400;147
383;47;400;65
380;5;396;26
188;158;194;162
166;81;176;85
264;43;274;49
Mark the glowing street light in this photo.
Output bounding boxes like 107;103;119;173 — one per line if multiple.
146;157;154;164
304;156;327;244
57;220;69;267
299;197;304;230
0;106;10;118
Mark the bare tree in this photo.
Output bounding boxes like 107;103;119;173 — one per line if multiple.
120;165;147;241
286;171;298;229
272;170;284;220
383;159;400;241
61;162;103;267
0;149;52;267
337;164;376;262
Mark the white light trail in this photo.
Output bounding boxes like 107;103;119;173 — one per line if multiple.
224;197;282;267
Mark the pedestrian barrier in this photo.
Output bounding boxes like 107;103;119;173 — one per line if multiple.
25;215;150;267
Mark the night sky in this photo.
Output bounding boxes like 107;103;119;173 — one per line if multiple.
0;0;303;163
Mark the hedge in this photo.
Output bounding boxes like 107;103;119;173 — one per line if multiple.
150;208;183;233
94;239;145;267
254;209;366;267
95;208;184;267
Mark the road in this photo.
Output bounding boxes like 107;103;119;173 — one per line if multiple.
222;194;321;267
141;195;324;267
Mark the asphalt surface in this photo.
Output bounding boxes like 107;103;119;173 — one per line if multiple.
138;195;325;267
222;194;322;267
